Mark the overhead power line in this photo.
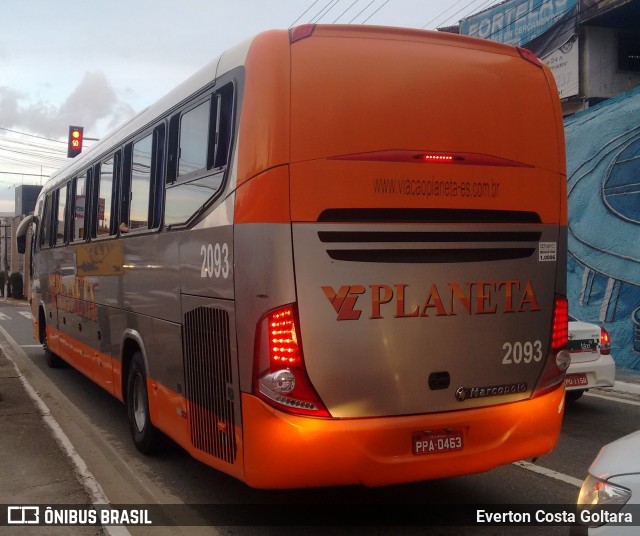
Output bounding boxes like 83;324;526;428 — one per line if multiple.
348;0;378;23
422;0;480;30
310;0;342;23
332;0;360;23
0;171;48;178
289;0;322;27
0;127;65;144
361;0;391;24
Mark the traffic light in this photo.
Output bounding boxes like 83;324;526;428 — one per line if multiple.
67;126;83;158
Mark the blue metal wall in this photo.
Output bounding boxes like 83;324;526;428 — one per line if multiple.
565;85;640;370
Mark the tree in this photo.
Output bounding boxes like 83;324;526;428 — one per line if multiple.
9;272;23;300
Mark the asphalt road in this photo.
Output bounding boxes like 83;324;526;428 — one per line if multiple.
2;299;640;536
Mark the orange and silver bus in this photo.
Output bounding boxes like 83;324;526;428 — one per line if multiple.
17;24;569;489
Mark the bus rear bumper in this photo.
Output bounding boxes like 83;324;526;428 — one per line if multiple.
241;386;565;489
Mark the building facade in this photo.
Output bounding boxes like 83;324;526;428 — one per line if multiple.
445;0;640;116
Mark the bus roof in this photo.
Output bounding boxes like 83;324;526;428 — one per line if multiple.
44;24;555;192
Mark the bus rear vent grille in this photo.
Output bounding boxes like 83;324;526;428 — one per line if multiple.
183;307;236;464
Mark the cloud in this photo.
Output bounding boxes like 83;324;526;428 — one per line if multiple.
0;71;135;138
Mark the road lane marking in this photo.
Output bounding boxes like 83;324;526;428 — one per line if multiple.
585;391;640;406
18;311;32;319
0;312;10;320
513;460;584;488
515;388;640;487
20;344;44;348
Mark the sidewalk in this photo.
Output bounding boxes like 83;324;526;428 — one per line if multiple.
0;347;103;534
610;367;640;396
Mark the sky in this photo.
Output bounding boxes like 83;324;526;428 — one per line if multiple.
0;0;491;213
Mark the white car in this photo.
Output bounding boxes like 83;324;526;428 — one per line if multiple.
565;316;615;402
573;430;640;535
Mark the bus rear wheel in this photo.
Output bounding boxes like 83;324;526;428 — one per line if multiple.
566;389;585;403
126;351;161;454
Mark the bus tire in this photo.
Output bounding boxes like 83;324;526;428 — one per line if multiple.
41;319;63;368
566;389;584;403
126;351;161;454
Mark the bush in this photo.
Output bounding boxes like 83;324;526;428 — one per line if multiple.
9;272;23;299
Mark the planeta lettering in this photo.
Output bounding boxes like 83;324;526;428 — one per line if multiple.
48;274;98;321
322;280;541;321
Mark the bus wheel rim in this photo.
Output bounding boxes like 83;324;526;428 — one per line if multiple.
133;373;147;432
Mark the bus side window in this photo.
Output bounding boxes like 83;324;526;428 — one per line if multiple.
120;139;146;232
96;156;116;237
121;128;164;233
150;124;166;229
131;135;153;231
39;194;54;249
120;144;132;233
71;173;88;242
213;84;233;168
164;83;234;227
56;184;69;246
178;100;210;178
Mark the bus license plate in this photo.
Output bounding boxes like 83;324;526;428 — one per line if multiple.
565;373;588;387
413;429;463;455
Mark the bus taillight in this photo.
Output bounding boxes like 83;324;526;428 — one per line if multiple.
415;154;456;163
551;295;569;351
254;304;331;417
517;47;543;68
269;308;301;367
289;24;316;44
532;295;571;398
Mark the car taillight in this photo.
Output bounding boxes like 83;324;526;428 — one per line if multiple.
600;327;611;355
532;295;571;398
253;304;331;417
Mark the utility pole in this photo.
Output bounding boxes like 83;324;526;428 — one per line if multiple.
1;219;8;301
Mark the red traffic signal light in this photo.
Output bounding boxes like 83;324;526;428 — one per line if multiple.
67;126;83;158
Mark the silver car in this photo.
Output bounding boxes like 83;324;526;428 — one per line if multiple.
566;316;616;402
573;430;640;534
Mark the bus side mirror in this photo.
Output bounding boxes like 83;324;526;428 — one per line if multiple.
16;214;37;255
17;235;26;255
